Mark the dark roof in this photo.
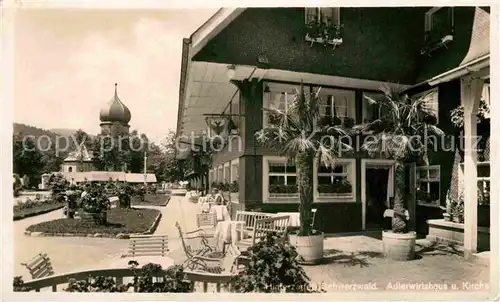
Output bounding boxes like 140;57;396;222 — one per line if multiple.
176;38;190;137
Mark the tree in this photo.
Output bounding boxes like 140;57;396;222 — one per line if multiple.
91;130;148;173
158;130;185;183
255;82;352;236
354;84;444;233
12;133;45;187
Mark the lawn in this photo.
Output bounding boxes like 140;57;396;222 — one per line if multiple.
14;198;65;221
130;194;170;206
26;208;160;235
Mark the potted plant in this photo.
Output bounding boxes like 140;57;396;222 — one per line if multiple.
230;233;321;293
343;117;355;129
269;184;299;198
115;182;134;208
305;16;343;47
443;190;453;222
354;84;444;261
452;195;464;223
80;183;111;224
256;82;353;264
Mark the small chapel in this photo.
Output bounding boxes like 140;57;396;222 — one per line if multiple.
41;84;156;188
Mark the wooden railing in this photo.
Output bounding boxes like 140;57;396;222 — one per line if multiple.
21;268;233;293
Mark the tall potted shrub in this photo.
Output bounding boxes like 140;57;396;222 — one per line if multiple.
115;182;133;208
354;84;444;261
256;82;352;264
80;183;110;224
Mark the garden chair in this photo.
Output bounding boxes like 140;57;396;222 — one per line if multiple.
184;244;244;274
196;213;217;236
236;215;290;252
175;222;214;268
234;211;274;238
21;253;54;279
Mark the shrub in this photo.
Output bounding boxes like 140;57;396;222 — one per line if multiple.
81;183;110;214
64;262;193;293
230;232;321;293
268;184;298;194
47;174;69;194
229;181;239;193
13;276;31;292
114;182;134;208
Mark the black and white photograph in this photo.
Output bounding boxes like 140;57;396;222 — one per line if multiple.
2;2;498;300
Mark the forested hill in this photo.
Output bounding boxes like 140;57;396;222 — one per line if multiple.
13;123;78;150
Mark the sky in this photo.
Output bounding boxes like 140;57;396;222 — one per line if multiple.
14;8;218;142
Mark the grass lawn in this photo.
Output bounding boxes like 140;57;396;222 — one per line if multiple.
26;207;160;235
130;194;170;206
14;200;65;221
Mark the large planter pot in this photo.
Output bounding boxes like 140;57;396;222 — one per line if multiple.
293;231;324;265
382;231;416;261
478;205;490;227
80;211;107;224
443;213;451;222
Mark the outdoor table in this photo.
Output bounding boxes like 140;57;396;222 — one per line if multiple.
210;205;230;222
214;220;245;253
276;212;300;227
198;197;211;213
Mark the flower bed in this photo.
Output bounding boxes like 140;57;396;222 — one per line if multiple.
130;194;171;207
25;208;161;237
13;197;65;221
14;202;66;221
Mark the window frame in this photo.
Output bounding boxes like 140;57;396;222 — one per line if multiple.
315;88;356;122
416;165;441;207
412;87;439;124
209;169;214;185
460;161;490;206
223;162;231;183
230;159;239;183
263;156;299;202
305;7;340;26
217;166;223;184
314;158;356;202
425;7;454;35
262;82;300;128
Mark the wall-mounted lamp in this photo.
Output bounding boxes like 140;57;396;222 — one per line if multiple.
227;64;236;80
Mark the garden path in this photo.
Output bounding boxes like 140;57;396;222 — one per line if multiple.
13;192;194;280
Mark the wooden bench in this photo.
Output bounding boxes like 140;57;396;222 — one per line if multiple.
234;211;274;237
236;215;290;251
21;253;54;280
125;234;169;258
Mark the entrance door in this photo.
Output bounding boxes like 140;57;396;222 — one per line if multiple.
365;167;390;230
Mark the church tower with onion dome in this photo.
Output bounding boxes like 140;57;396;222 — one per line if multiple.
99;83;131;136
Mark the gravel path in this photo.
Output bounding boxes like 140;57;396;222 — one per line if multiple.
14;192;195;279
